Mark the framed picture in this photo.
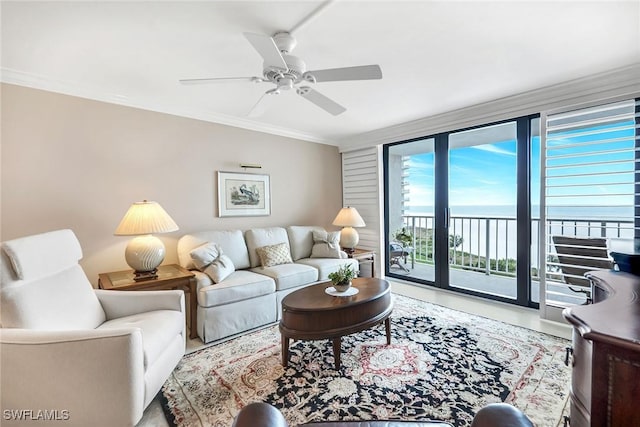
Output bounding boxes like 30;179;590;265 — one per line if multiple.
217;171;271;217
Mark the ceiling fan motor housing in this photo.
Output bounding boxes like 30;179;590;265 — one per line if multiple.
263;53;306;88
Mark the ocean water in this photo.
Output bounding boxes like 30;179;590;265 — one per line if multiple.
406;204;633;219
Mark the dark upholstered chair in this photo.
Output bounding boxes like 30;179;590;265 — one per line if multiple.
231;402;534;427
552;236;614;299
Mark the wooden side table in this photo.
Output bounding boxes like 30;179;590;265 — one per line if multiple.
349;248;376;277
98;264;198;339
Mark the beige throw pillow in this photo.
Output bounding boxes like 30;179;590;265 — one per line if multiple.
203;254;235;283
189;242;235;283
256;242;293;268
189;242;221;271
310;230;341;258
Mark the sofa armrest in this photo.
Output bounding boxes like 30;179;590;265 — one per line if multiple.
470;403;533;427
232;402;288;427
95;289;185;320
0;328;146;426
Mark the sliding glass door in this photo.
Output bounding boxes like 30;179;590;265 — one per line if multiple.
385;116;539;308
386;138;435;282
447;122;518;298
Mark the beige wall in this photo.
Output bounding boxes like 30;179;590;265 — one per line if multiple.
1;84;343;285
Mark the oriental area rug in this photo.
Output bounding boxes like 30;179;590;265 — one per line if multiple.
161;294;570;427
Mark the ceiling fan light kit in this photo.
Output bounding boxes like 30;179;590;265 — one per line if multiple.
180;18;382;117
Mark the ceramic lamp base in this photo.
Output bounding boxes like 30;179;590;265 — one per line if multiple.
124;234;165;275
339;226;359;251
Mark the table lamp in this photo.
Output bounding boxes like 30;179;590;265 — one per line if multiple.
332;206;366;254
114;200;179;281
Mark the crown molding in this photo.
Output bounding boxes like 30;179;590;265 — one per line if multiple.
5;64;639;152
0;67;336;146
338;63;640;153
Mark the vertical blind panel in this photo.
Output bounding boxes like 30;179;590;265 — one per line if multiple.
342;147;380;251
544;98;639;307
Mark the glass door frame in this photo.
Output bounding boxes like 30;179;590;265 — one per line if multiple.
383;114;539;309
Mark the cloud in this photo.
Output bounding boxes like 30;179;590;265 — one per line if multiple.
470;144;516;156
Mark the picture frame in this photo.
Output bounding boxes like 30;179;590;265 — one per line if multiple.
217;171;271;217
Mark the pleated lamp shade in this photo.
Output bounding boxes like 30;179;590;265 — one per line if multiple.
114;201;179;277
332;207;366;228
114;201;179;235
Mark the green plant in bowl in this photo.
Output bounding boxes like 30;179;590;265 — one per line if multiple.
328;264;356;292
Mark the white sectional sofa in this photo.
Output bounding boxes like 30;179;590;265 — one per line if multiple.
177;226;359;343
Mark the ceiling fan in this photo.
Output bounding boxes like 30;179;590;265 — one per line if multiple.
179;30;382;117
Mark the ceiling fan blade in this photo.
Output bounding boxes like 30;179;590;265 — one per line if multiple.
247;89;279;118
289;0;337;35
303;65;382;83
179;77;264;85
243;32;287;71
296;86;346;116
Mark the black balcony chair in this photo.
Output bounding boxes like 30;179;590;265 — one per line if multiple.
389;241;411;272
551;235;614;302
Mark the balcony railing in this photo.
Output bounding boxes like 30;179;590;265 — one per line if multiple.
399;214;633;279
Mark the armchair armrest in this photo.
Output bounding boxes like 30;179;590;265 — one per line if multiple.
0;328;146;426
95;289;185;320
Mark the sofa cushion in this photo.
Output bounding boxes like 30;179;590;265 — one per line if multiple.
178;230;250;270
250;263;318;291
98;309;183;368
310;230;341;258
189;242;221;270
197;270;276;307
203;254;235;283
256;243;293;268
245;227;290;268
286;226;325;261
296;258;360;282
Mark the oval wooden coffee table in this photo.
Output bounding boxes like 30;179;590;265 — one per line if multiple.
279;277;392;369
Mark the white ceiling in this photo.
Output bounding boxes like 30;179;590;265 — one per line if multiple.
2;1;639;146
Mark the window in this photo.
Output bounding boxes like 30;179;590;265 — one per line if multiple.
543;99;639;308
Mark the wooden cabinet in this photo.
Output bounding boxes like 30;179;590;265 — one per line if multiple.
562;270;640;426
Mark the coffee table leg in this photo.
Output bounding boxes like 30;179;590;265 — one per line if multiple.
385;318;391;345
332;337;341;369
282;336;290;367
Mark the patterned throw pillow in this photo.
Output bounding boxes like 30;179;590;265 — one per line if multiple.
310;230;342;258
256;242;293;268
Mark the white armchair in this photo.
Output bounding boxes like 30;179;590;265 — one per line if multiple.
0;229;185;427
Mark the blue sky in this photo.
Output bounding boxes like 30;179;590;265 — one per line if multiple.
404;119;635;215
406;139;531;211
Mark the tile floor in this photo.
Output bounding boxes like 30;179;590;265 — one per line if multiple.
137;279;572;426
